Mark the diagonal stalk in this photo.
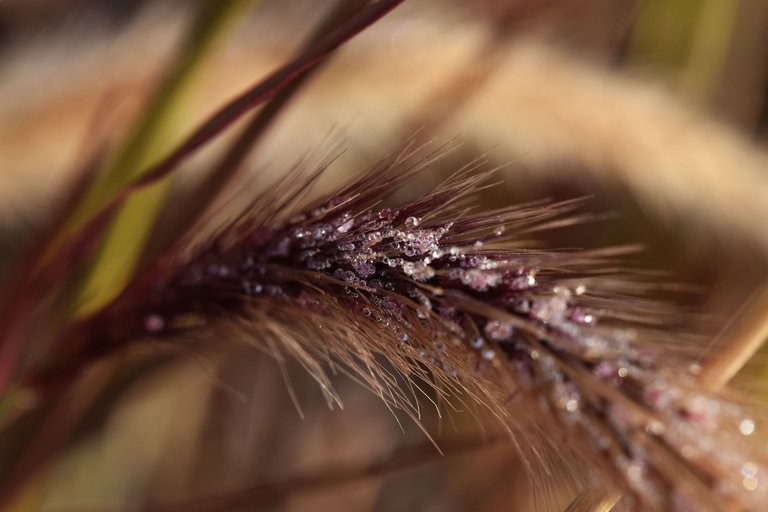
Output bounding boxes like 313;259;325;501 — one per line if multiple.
699;283;768;392
72;0;255;316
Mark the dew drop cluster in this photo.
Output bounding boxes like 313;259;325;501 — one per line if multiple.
127;172;768;512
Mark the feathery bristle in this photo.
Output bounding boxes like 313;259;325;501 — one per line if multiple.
38;143;767;511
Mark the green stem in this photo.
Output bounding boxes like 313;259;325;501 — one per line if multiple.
73;0;255;316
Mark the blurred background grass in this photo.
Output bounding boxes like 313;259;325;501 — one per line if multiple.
1;0;768;510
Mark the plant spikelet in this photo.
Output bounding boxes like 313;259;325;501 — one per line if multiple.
42;143;768;512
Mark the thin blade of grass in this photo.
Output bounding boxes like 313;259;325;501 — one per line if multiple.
699;283;768;391
72;0;254;316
